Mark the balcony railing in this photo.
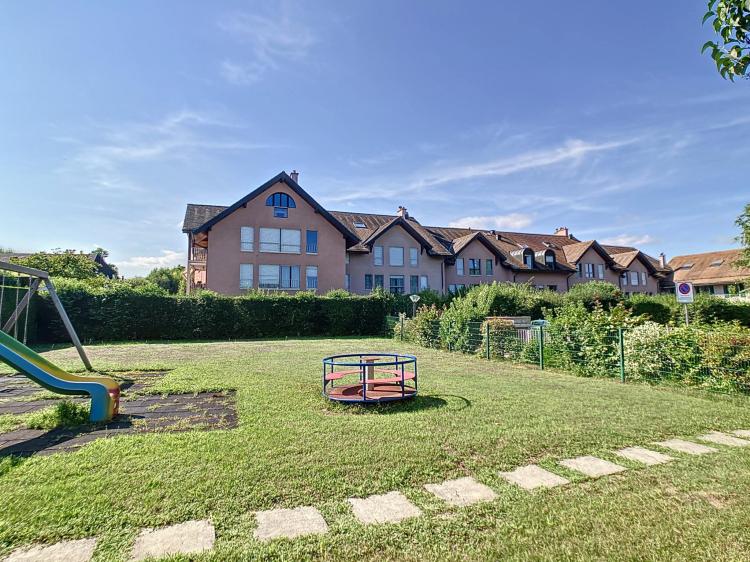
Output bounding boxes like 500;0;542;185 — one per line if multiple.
191;247;207;262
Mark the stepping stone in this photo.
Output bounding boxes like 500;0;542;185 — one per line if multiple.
424;477;497;507
654;439;717;455
697;431;750;447
130;520;214;561
498;464;570;490
348;491;422;524
5;538;96;562
254;506;328;541
615;447;674;466
733;429;750;439
558;456;627;478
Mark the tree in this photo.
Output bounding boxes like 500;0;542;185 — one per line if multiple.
145;266;185;294
736;203;750;267
11;250;101;279
702;0;750;80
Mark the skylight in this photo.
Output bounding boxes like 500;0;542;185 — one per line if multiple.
680;263;694;269
709;259;724;267
353;222;367;228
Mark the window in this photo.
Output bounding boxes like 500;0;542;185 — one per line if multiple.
680;263;694;270
469;259;481;276
456;258;464;276
523;252;534;269
389;275;405;294
240;227;254;252
409;247;419;267
239;264;253;289
345;274;350;291
410;275;419;294
374;245;384;266
585;263;595;278
621;271;629;286
259;228;301;253
365;274;373;291
548;285;558;292
630;271;639;286
640;271;647;286
596;264;605;279
306;230;318;254
419;275;428;290
259;265;300;289
577;263;583;278
265;192;296;218
353;221;366;229
448;284;456;293
485;259;493;276
374;274;384;289
389;246;404;266
709;259;724;267
544;251;555;267
306;266;318;290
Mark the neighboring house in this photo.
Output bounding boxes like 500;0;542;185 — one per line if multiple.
182;171;670;295
667;249;749;296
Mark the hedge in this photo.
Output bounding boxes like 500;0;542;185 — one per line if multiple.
33;282;389;343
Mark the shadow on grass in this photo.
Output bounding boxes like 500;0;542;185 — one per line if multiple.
325;394;471;416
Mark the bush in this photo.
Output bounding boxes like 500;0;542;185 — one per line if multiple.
478;317;537;363
626;294;673;324
34;281;389;342
399;305;442;348
564;281;622;310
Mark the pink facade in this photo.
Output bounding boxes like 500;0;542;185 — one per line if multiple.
444;239;513;290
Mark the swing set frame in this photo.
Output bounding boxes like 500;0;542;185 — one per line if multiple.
0;261;92;371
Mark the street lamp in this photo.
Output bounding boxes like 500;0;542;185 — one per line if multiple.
409;294;421;317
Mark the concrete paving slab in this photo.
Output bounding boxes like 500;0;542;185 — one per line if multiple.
348;491;422;524
254;506;329;541
424;477;497;506
615;446;674;466
498;465;570;490
130;520;215;561
5;538;96;562
559;456;627;477
697;431;750;447
654;439;717;455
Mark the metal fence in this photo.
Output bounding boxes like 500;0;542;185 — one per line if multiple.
386;315;750;393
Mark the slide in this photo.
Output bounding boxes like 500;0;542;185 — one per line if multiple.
0;330;119;423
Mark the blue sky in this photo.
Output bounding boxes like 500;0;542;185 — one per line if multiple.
1;1;749;276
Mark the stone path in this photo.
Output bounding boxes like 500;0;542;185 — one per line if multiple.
348;491;422;524
424;476;498;506
130;520;215;562
559;456;627;478
696;431;750;448
254;506;329;541
498;464;570;490
654;439;717;455
615;447;673;466
3;427;748;558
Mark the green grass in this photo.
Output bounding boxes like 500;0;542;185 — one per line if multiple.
0;338;749;561
24;400;91;430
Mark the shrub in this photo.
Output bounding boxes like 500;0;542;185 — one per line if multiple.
478;317;535;362
564;281;622;310
400;305;442;348
626;294;673;324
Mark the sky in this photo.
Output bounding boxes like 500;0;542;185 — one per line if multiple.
1;1;749;277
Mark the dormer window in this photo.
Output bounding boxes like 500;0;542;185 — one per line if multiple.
544;250;555;267
523;249;534;269
265;192;296;218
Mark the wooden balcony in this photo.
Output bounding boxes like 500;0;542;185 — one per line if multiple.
190;247;207;263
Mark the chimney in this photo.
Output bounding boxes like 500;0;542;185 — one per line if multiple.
554;226;569;237
397;206;409;219
289;170;299;183
659;252;666;268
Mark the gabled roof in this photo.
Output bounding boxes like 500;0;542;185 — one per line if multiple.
562;240;618;268
451;232;507;262
668;249;750;286
188;172;358;243
610;250;660;275
182;204;227;232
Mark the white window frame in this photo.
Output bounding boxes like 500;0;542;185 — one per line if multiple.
630;271;639;286
259;264;280;289
389;246;404;266
409;247;419;267
621;271;629;286
239;264;253;289
259;228;301;254
306;266;318;290
456;258;464;276
584;263;595;278
596;264;605;279
641;271;647;286
241;227;254;252
419;275;428;290
374;245;384;266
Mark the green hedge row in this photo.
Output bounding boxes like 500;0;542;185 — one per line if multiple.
34;282;388;343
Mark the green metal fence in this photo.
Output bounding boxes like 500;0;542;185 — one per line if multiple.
388;315;750;394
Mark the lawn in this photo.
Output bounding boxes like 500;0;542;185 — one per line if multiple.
1;337;750;561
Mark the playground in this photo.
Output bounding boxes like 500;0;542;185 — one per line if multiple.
1;333;750;560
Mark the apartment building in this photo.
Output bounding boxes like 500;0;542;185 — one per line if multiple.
667;249;749;296
182;171;669;295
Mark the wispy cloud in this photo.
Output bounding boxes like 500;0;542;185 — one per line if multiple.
118;249;183;276
600;234;657;247
58;110;272;194
448;213;533;230
218;7;316;85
